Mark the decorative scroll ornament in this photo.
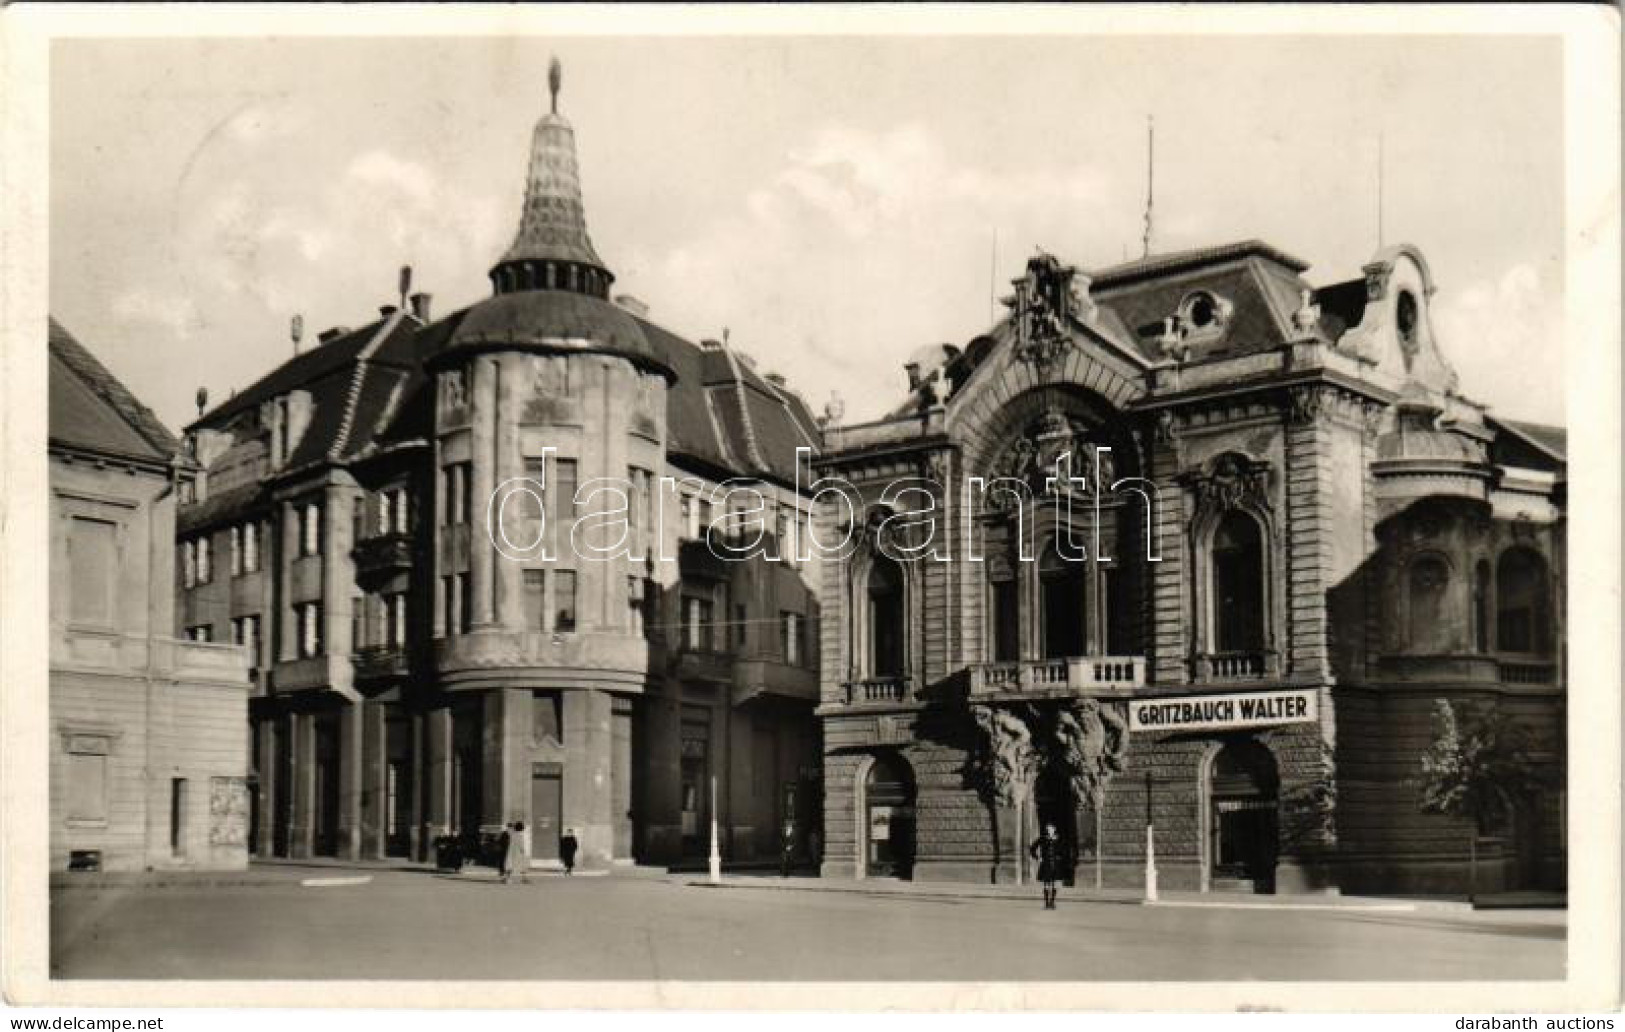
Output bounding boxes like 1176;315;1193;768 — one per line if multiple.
1185;451;1272;515
986;407;1111;509
1289;385;1325;426
1004;253;1089;375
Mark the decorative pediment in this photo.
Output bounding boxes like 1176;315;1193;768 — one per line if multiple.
1181;450;1273;517
985;406;1115;508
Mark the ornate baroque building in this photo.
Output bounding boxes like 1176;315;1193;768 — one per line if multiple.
176;64;824;869
49;319;253;872
815;242;1565;894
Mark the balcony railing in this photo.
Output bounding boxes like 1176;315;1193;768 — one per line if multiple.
1195;650;1278;681
843;676;909;705
1499;659;1558;685
968;656;1146;700
352;644;408;680
351;532;413;576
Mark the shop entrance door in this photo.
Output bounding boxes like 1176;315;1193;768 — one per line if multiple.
530;763;562;861
1209;739;1279;893
864;753;915;879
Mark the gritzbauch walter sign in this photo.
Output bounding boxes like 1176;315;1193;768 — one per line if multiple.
1128;689;1319;733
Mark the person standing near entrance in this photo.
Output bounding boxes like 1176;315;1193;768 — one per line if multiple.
496;823;513;881
560;827;578;875
779;819;796;878
1030;823;1062;910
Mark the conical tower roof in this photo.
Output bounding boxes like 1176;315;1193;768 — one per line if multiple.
492;58;613;290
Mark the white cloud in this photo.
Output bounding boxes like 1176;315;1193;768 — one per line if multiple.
1432;262;1564;425
628;123;1121;422
110;287;203;339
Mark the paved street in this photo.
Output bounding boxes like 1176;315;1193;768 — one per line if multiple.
51;869;1564;981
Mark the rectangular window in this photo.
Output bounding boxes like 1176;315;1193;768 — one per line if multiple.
244;521;259;572
682;495;698;540
230;525;242;577
301;502;322;557
187;624;213;643
523;458;548;528
170;778;188;856
441;575;455;637
684;596;714;652
69;516;116;625
457;464;472;524
376;491;391;536
234;614;261;669
441;467;456;527
298;601;323;658
698;497;715;541
352;595;366;650
524;570;546;631
196;536;212;584
554;459;578;531
554;570;577;633
66;750;108;824
181;539;196;589
353;495;367;542
734;603;747;649
457;573;472;634
782;611;802;666
387;593;406;647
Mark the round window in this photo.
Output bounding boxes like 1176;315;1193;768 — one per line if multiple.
1188;293;1217;329
1396;290;1419;343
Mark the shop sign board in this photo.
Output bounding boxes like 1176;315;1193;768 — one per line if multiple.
1128;689;1318;733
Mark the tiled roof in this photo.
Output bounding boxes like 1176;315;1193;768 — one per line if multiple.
1492;417;1567;464
48;317;179;463
191;319;388;429
1088;239;1309;291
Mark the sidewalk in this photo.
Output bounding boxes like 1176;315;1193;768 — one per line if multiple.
682;873;1566;913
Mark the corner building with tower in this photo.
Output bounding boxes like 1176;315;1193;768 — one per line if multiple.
815;243;1566;894
177;66;825;870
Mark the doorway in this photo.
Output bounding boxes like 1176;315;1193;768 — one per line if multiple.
1034;769;1079;887
863;752;915;879
312;715;340;857
530;762;562;861
1208;739;1279;893
1040;543;1088;659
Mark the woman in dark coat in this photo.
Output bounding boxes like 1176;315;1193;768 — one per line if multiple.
559;828;579;875
1029;823;1063;910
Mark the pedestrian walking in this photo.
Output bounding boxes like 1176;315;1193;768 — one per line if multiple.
505;820;530;884
560;827;578;875
779;819;796;878
496;823;513;882
1029;823;1062;910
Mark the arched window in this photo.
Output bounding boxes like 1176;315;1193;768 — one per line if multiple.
1039;539;1087;659
1474;560;1492;653
1212;511;1265;653
868;556;905;678
1407;554;1451;653
1496;548;1549;654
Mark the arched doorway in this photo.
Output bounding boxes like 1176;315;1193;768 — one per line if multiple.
863;752;915;879
1208;739;1280;893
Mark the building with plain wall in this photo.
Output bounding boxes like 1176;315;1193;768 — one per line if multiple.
176;63;825;869
814;242;1565;895
49;318;254;873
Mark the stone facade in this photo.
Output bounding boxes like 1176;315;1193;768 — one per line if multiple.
49;320;253;873
816;244;1565;895
175;68;825;869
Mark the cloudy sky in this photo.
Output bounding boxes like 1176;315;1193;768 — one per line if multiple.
50;33;1564;433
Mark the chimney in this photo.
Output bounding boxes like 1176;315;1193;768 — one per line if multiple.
764;372;786;388
318;326;350;345
410;292;433;322
700;338;724;351
380;305;398;319
614;294;649;318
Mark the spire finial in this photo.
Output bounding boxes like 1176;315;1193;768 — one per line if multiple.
549;56;562;115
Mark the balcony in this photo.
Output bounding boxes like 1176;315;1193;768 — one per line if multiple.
968;656;1146;702
842;676;910;706
675;646;734;686
1193;650;1280;682
733;658;819;706
352;532;413;577
1498;659;1558;686
352;644;408;680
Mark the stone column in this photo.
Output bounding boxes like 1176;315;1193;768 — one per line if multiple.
288;711;315;859
337;701;364;859
481;688;533;829
563;689;614;866
469;358;497;627
360;701;387;859
424;706;453;842
254;719;277;857
1149;423;1190;686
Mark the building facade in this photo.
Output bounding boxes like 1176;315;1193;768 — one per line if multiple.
177;65;824;869
815;243;1565;894
49;319;253;872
